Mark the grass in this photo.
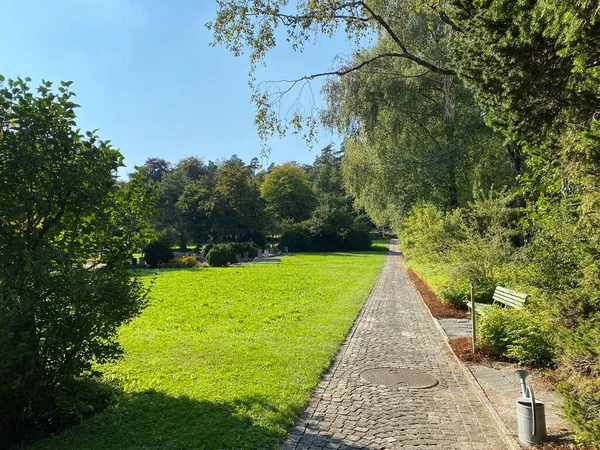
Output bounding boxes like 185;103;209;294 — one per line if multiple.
28;251;385;450
371;238;391;252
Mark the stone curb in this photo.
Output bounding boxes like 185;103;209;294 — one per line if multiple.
408;274;522;450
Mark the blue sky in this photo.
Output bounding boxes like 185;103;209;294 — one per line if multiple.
1;0;355;175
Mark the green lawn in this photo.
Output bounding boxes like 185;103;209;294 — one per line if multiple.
29;252;385;450
371;238;391;251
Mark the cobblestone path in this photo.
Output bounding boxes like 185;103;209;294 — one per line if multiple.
281;240;508;450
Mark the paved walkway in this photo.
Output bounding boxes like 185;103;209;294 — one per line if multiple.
282;241;508;450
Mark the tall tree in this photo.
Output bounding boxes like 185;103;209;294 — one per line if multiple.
310;144;345;197
210;156;265;241
260;163;316;222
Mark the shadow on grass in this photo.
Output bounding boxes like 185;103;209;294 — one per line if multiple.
129;269;160;278
29;390;294;450
300;249;393;258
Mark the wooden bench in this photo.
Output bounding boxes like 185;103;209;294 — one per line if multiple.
467;286;528;316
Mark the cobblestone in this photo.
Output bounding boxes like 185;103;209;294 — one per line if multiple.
281;240;508;449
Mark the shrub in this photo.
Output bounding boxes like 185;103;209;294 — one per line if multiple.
240;232;267;248
279;225;311;252
401;203;464;261
162;256;198;268
309;232;341;252
557;320;600;447
0;78;154;444
341;228;372;251
440;283;469;310
229;241;258;259
143;240;175;268
438;277;497;310
201;243;214;257
206;245;231;267
478;307;556;367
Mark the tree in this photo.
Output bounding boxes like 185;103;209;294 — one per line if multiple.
137;157;171;183
177;177;214;244
210;156;265;241
310;144;345;197
155;168;190;249
209;1;460;145
0;77;155;443
175;156;208;181
260;162;316;222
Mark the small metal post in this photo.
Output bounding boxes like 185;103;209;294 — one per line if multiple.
470;282;476;353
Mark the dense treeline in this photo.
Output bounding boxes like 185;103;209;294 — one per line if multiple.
212;0;600;444
137;145;374;253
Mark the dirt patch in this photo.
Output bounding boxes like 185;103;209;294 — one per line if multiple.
448;336;499;364
407;269;467;319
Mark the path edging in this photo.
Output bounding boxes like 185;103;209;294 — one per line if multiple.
409;275;521;450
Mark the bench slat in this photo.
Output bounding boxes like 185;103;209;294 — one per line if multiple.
492;287;527;309
495;286;528;300
493;290;527;305
493;293;524;306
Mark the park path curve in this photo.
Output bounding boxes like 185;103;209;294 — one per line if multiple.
281;240;508;450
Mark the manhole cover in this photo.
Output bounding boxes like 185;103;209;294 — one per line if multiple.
360;367;438;389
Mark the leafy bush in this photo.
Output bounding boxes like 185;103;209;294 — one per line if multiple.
478;307;556;367
206;245;231;267
279;224;311;252
229;241;258;259
201;243;214;257
440;283;470;310
309;232;341;252
240;232;267;248
557;320;600;447
438;277;497;310
0;77;154;444
162;256;198;268
341;228;372;251
144;240;175;268
401;203;464;261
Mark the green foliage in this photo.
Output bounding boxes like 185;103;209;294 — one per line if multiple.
557;320;600;447
310;144;345;197
201;243;214;257
478;307;556;368
439;284;469;310
340;228;372;252
401;203;465;261
206;245;231;267
143;240;174;269
229;241;258;259
27;252;385;450
279;225;311;253
309;194;354;236
210;157;265;241
260;162;316;222
0;75;154;445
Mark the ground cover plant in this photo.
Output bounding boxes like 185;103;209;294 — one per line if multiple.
26;251;385;450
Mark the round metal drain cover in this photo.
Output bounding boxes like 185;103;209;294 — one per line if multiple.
360;367;438;389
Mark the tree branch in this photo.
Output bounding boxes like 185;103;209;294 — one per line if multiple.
358;1;456;76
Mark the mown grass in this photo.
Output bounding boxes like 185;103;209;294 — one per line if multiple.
29;252;385;450
371;238;391;252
